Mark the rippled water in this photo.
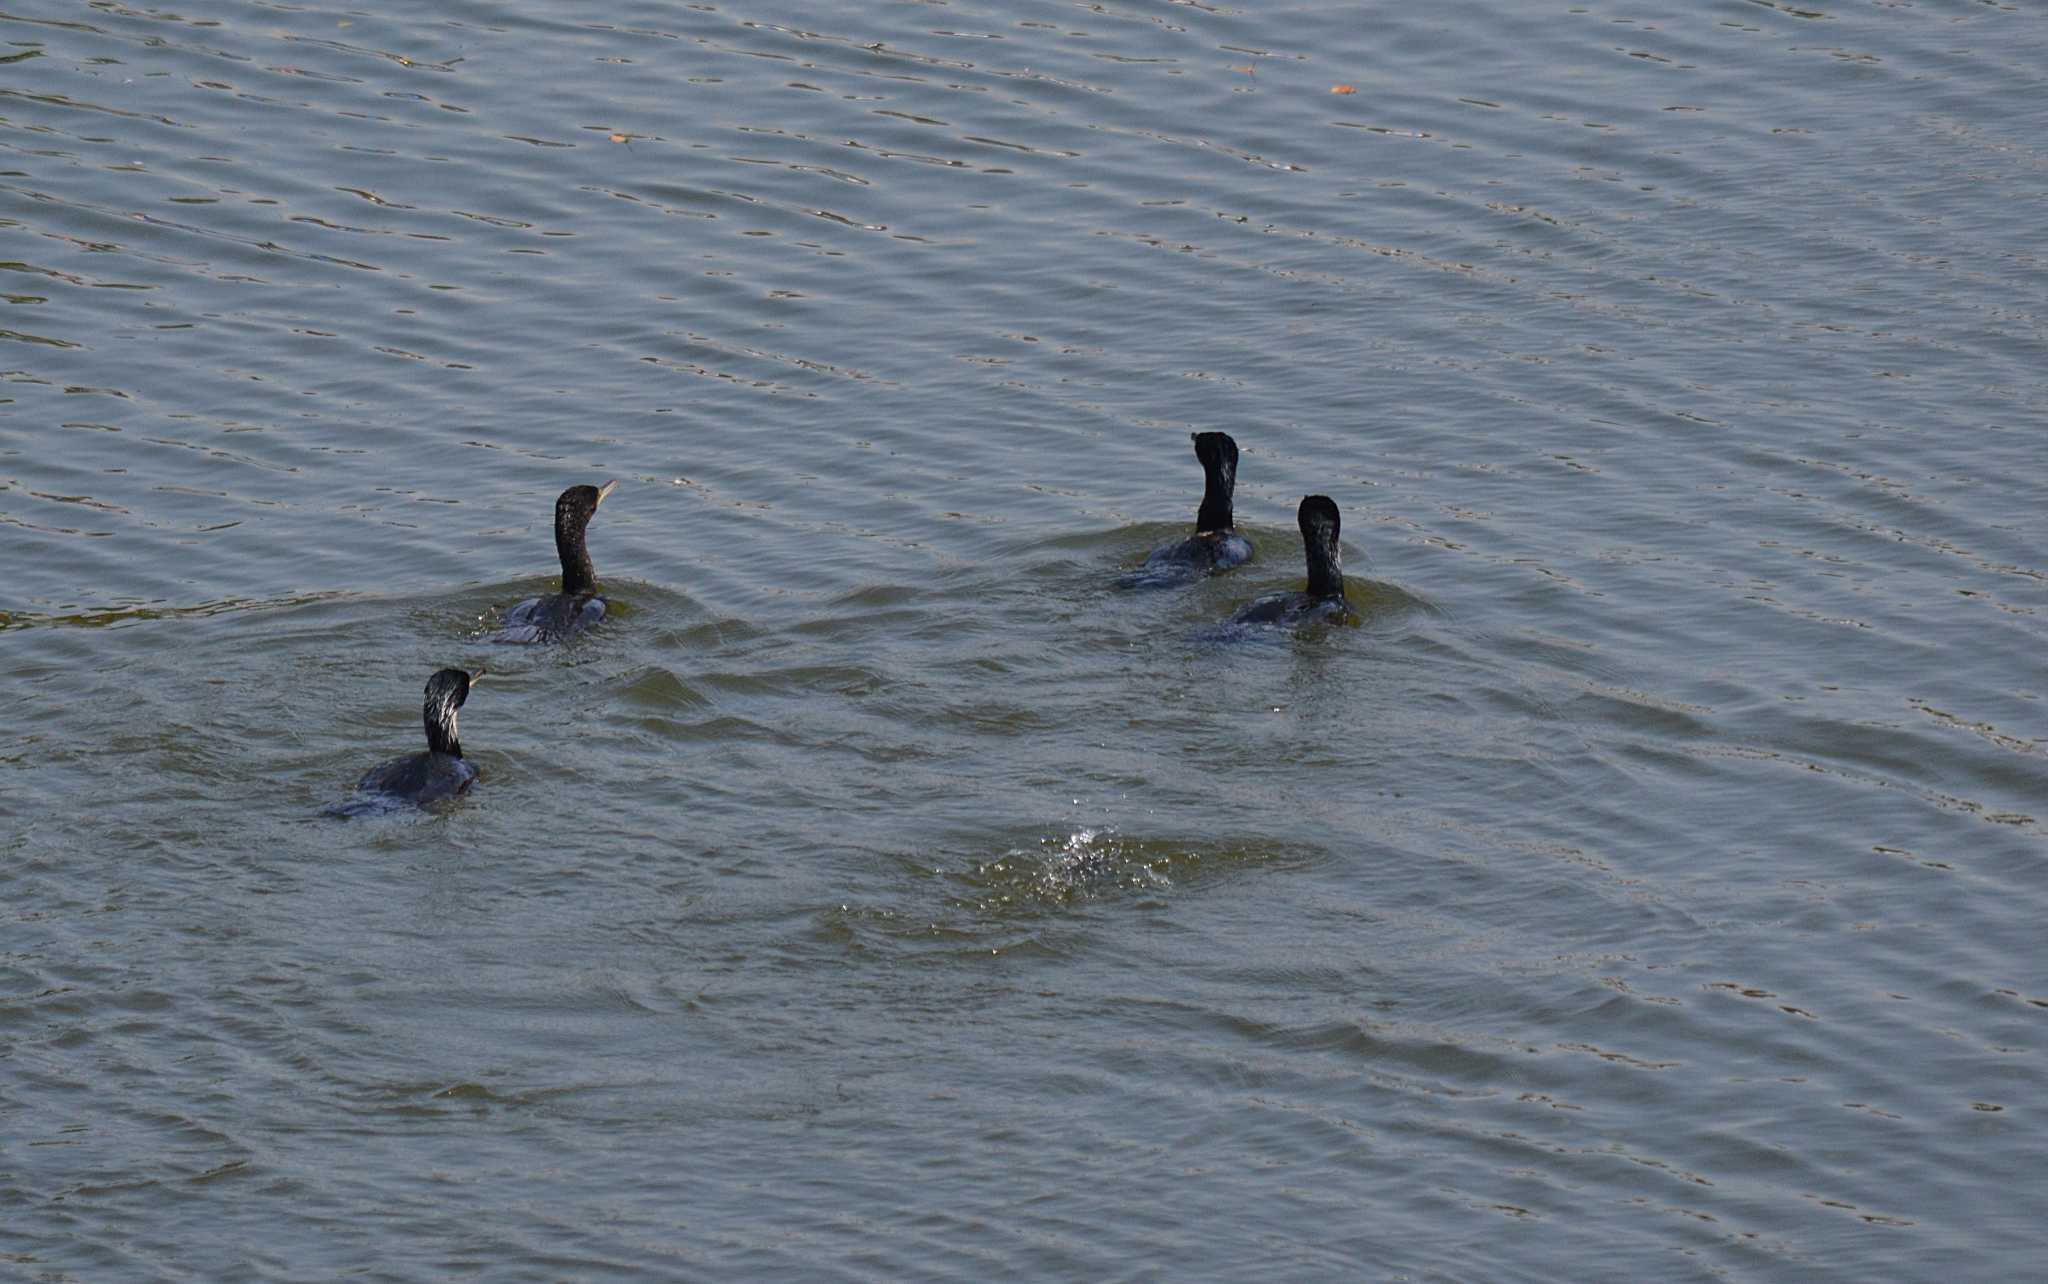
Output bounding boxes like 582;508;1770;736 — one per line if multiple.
4;0;2045;1277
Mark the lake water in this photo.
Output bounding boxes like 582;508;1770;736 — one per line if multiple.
3;0;2044;1278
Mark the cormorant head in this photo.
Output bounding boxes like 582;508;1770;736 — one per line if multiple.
553;480;618;595
1192;432;1239;534
423;666;479;757
1298;494;1344;599
555;480;618;542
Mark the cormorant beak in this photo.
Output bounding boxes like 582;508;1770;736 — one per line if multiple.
467;666;486;684
596;479;620;504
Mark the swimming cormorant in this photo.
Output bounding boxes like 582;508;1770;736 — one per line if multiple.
328;668;481;815
492;480;618;644
1122;432;1252;587
1228;495;1349;628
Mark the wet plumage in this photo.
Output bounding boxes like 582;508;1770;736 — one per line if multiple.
328;668;481;816
1121;432;1253;588
1228;495;1349;628
491;480;618;644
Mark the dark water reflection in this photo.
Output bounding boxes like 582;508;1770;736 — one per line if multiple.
4;0;2045;1278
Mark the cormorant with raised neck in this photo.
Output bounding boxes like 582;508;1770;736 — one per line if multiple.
492;480;618;644
328;668;482;815
1228;495;1349;628
1121;432;1252;587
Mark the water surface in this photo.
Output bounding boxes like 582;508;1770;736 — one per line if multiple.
3;1;2045;1278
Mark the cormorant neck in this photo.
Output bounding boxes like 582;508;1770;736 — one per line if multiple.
556;517;597;596
1195;462;1235;534
425;705;462;758
1306;551;1345;600
1303;519;1344;599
